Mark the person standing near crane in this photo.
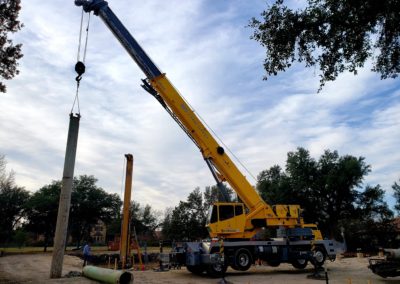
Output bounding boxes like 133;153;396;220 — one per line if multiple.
83;240;92;267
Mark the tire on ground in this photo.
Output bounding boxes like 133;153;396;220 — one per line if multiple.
206;262;227;277
186;265;205;275
313;247;326;266
234;248;252;271
291;258;308;269
266;259;281;267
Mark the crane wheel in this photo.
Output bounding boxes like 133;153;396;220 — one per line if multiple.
291;258;308;269
234;248;252;271
187;265;205;275
206;262;227;277
313;248;326;266
266;259;281;267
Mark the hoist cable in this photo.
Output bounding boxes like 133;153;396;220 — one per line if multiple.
70;82;81;114
76;8;84;62
71;8;91;115
179;93;257;182
82;12;91;63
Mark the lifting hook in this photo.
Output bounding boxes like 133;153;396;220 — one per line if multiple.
75;61;86;82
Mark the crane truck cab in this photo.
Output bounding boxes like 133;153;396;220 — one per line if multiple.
303;224;323;240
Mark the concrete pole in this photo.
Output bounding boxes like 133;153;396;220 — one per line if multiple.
50;113;80;278
120;154;133;268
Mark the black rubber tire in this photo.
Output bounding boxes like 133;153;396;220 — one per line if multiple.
313;248;326;266
291;258;308;269
266;259;281;267
234;248;252;271
186;265;205;275
230;263;241;271
206;262;227;277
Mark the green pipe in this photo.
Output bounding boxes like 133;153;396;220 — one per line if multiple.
82;266;133;284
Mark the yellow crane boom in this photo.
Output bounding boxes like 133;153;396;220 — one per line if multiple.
76;0;309;240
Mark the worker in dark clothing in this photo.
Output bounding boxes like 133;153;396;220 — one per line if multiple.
83;241;91;267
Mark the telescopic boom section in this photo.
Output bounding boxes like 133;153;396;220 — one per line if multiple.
74;0;274;216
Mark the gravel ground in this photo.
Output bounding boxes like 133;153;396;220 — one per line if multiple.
0;253;399;283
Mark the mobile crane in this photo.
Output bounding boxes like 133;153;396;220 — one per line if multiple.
75;0;337;276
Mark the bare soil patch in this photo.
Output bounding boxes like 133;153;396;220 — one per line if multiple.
0;253;399;283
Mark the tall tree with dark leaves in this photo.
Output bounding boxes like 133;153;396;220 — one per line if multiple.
25;182;61;252
344;185;396;251
257;148;371;238
393;179;400;215
0;155;30;243
256;165;291;204
69;175;122;247
162;187;210;241
130;201;159;240
0;0;23;93
249;0;400;90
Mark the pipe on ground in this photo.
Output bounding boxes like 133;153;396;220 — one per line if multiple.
82;266;132;284
385;249;400;260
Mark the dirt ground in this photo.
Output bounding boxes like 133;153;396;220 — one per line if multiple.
0;253;399;284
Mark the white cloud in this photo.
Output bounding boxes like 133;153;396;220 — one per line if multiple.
1;0;399;213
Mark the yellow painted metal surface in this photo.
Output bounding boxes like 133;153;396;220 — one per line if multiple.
150;75;271;211
302;224;323;240
150;74;309;239
120;154;133;268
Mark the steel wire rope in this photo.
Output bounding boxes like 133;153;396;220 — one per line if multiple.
71;9;91;115
176;88;257;183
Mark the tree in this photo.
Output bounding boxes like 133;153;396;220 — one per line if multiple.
12;228;28;248
0;0;23;93
0;154;13;186
393;179;400;215
130;201;159;240
257;165;291;204
249;0;400;90
166;201;192;240
161;207;173;240
25;181;61;251
104;214;121;243
203;185;234;209
344;185;396;251
162;187;209;241
257;147;370;237
0;155;30;243
69;175;122;247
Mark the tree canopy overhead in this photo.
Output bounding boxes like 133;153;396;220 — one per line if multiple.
0;0;23;93
249;0;400;90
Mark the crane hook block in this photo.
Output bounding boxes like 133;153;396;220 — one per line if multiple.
75;61;86;77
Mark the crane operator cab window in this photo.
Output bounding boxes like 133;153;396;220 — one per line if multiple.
208;203;244;224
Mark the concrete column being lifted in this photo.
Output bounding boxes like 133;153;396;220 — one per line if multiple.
50;113;80;278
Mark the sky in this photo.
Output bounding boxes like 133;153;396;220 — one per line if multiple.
1;0;399;214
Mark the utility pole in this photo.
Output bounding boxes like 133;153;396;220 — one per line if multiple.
120;154;133;268
50;114;80;278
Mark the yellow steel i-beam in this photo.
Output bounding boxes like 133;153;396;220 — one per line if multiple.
120;154;133;268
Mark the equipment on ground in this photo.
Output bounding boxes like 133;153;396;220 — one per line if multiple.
75;0;337;277
369;249;400;278
120;154;133;268
82;265;132;284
